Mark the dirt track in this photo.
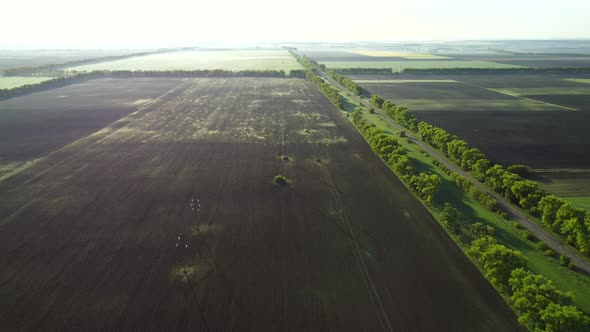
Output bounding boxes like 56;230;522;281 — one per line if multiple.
0;78;519;331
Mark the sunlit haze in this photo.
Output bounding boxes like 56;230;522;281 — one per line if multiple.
2;0;590;49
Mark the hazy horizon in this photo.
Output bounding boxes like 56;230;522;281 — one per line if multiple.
2;0;589;49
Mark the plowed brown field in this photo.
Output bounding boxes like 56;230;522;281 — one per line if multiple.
0;78;519;331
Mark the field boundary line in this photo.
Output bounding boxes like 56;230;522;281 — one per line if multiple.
306;120;393;331
441;75;578;111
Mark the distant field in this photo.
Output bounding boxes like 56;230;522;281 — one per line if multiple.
68;50;303;72
491;87;590;96
357;80;564;111
386;99;564;111
357;73;590;167
0;49;140;71
525;94;590;111
360;81;516;100
565;78;590;84
416;110;590;168
532;169;590;197
0;76;52;89
441;53;590;68
320;60;524;71
475;57;590;68
349;50;447;59
453;75;590;88
565;197;590;210
354;79;457;83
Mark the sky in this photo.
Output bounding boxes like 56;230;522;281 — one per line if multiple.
1;0;590;49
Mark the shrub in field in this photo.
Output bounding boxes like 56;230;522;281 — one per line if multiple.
536;242;550;251
470;222;494;239
521;230;537;242
543;249;557;258
370;95;384;108
274;175;288;185
559;255;572;268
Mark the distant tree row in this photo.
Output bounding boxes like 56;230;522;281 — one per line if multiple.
468;236;589;331
288;50;327;73
304;70;342;108
288;51;343;108
332;68;393;75
351;108;440;203
326;69;361;95
0;70;302;101
2;48;198;76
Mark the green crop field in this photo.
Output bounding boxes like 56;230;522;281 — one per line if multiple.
533;169;590;197
320;60;524;72
0;76;53;89
491;87;590;96
67;50;303;72
565;197;590;210
354;79;458;83
565;78;590;84
385;99;564;111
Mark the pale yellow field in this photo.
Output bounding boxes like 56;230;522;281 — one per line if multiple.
564;78;590;84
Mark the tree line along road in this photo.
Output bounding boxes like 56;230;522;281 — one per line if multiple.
321;71;590;276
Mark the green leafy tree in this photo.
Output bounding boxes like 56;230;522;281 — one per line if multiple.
470;222;494;238
468;236;526;290
460;148;485;171
441;203;462;234
538;195;566;229
541;303;590;332
509;268;576;331
511;180;544;211
472;158;491;182
370;95;384;108
485;165;507;193
410;173;441;204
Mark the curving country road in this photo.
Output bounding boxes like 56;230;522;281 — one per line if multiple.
323;71;590;276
